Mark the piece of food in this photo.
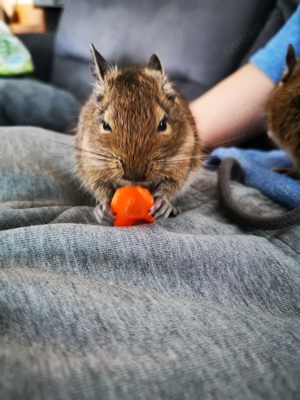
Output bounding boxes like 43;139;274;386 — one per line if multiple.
110;186;155;227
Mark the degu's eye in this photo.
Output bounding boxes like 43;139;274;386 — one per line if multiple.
157;118;167;132
102;121;112;132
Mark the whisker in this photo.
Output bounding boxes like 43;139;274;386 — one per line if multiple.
89;143;117;159
77;147;112;159
43;167;76;176
77;156;109;164
201;132;249;148
51;154;109;165
157;153;203;161
164;155;203;163
47;139;77;149
75;143;117;160
49;154;75;157
47;139;113;159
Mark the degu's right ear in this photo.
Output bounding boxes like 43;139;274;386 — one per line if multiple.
282;44;297;83
147;54;163;73
90;43;109;81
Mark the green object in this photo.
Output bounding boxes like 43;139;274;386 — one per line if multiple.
0;20;34;76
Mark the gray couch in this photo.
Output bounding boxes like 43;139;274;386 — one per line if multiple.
47;0;297;103
1;1;300;399
1;0;298;133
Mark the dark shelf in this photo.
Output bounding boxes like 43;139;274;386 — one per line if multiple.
34;0;63;8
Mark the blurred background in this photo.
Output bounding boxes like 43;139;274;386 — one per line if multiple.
0;0;63;33
0;0;298;136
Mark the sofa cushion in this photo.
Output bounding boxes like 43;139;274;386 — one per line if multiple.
0;78;80;133
53;0;276;93
51;56;92;103
238;0;298;67
52;55;209;103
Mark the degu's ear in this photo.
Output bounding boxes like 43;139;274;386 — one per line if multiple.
147;54;163;73
148;54;176;101
282;44;297;83
90;43;109;81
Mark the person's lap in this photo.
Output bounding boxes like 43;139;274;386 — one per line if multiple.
1;126;300;399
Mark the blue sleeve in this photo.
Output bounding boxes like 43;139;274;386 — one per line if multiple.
249;6;300;83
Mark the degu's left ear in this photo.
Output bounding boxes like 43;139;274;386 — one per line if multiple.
90;43;109;81
147;54;163;73
147;54;175;100
282;44;297;83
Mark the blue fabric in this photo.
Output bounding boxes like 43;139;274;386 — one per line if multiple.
250;5;300;83
207;148;300;209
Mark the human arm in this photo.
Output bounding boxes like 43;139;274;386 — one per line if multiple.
190;5;300;151
190;63;275;150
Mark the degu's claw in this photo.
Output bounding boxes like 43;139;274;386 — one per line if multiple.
151;196;174;220
94;202;115;226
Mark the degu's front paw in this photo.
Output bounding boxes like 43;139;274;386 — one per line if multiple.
94;201;115;226
150;196;179;220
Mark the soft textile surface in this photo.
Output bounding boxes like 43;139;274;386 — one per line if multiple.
1;127;300;400
0;78;80;132
250;5;300;83
54;0;274;87
208;147;300;209
51;0;296;104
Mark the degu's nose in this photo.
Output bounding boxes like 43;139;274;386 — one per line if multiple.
121;161;147;182
122;171;147;182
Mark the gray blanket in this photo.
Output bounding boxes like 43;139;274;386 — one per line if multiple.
1;127;300;400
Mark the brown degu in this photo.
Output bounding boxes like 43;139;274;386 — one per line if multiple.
76;44;202;225
216;44;300;231
267;44;300;171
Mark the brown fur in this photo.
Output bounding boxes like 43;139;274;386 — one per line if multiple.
76;48;202;207
267;45;300;168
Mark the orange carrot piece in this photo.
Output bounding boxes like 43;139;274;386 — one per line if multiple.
110;186;155;227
